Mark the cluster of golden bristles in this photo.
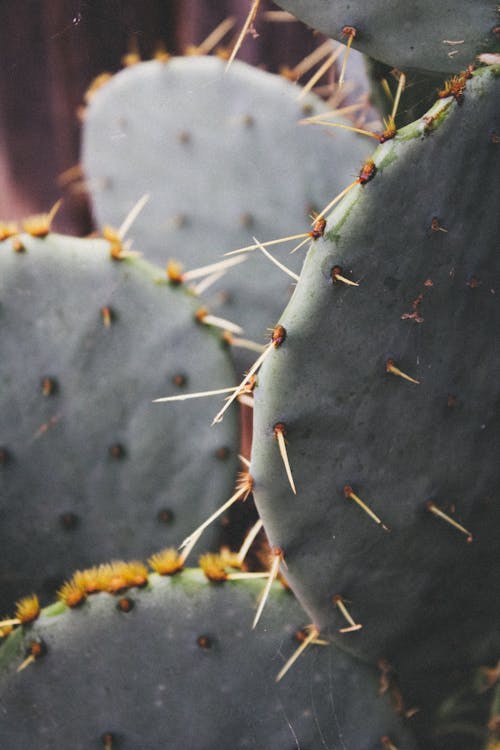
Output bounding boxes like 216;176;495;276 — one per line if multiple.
0;547;256;634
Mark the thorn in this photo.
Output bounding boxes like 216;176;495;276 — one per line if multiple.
390;71;406;123
261;10;296;22
238;454;251;468
117;193;150;240
253;237;300;281
227;570;270;580
381;738;398;750
289;236;311;255
57;163;83;187
316;179;359;222
276;625;322;682
332;595;363;632
426;501;473;542
188;16;236;56
178;528;204;566
22;199;62;238
302;118;380;140
298;46;343;99
17;639;46;672
331;265;359;286
237;518;264;565
284;39;336;81
153;386;241;403
225;232;309;256
273;423;297;494
386;358;420;385
380;78;394;102
431;217;448;233
0;617;21;629
343;486;390;531
182;255;247;282
195;308;244;335
338;26;357;87
252;548;283;629
212;325;286;424
225;0;261;72
192;270;227;296
288;217;326;254
179;473;253;552
222;333;267;353
300;100;366;124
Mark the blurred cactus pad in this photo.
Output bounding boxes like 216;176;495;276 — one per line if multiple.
0;232;238;611
82;55;371;361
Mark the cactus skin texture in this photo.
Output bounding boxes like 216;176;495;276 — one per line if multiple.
0;234;238;611
0;569;417;749
251;64;500;692
272;1;499;74
82;56;371;362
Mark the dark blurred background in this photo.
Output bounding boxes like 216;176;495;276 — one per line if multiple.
0;1;326;232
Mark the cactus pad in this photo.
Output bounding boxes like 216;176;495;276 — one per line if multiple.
82;56;371;360
0;569;417;749
251;66;500;672
0;233;238;610
273;1;499;74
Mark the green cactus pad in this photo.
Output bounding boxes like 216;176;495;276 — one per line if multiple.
82;56;371;363
0;234;238;610
0;569;417;749
273;1;499;74
251;66;500;673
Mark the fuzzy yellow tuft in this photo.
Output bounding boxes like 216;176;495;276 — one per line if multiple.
72;566;102;594
84;72;113;105
148;549;184;576
0;222;19;241
57;580;87;608
199;554;228;582
22;200;61;238
14;594;41;624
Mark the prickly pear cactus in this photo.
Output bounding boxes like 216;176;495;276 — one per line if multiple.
82;55;371;358
0;233;238;610
251;64;500;681
272;1;499;73
0;568;417;749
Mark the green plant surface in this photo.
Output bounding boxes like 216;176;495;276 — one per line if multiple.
0;233;238;612
0;568;417;750
272;1;499;74
250;63;500;685
82;55;372;368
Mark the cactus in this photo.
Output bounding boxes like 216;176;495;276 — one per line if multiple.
81;55;371;366
250;62;500;699
1;8;498;749
272;1;499;74
0;566;417;749
0;232;238;611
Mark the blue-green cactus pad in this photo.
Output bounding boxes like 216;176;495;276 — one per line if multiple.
251;66;500;669
273;1;499;74
0;570;417;749
0;234;238;610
